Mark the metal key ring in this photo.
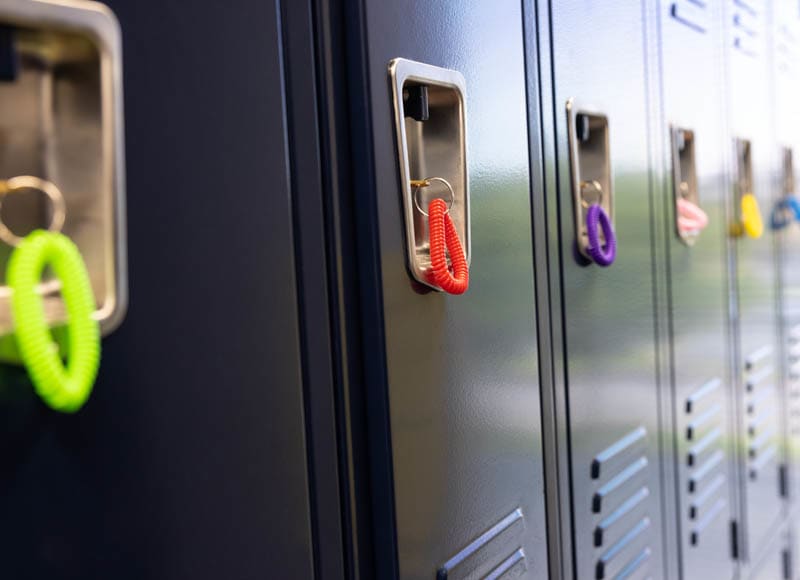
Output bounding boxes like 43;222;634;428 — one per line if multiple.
413;176;456;217
0;176;66;248
580;179;604;209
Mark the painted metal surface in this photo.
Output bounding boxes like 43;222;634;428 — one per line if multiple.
658;1;739;578
773;0;800;521
544;1;667;578
747;525;790;580
360;0;549;577
723;0;787;567
3;1;800;579
0;1;316;577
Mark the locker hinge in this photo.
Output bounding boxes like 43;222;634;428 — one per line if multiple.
784;548;792;580
730;520;739;560
780;463;789;498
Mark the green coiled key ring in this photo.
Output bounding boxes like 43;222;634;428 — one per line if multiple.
0;176;100;412
7;229;100;413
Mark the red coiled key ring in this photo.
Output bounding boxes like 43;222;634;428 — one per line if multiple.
413;176;469;299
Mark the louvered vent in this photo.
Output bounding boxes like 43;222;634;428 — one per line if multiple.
744;345;779;482
731;0;763;57
437;509;527;580
684;377;728;546
775;22;798;74
786;325;800;441
670;0;710;34
591;427;653;579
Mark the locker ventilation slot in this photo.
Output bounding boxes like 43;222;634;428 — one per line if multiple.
686;378;721;413
484;548;526;580
744;347;779;481
731;0;762;57
684;377;728;546
745;344;773;370
436;508;525;580
670;0;710;34
787;324;800;441
776;24;798;74
591;428;652;579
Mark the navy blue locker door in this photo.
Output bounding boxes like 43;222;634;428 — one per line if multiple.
0;1;318;577
348;0;550;578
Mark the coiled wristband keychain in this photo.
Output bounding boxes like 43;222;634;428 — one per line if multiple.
581;180;616;267
413;177;469;294
770;196;800;230
676;197;709;236
740;193;764;239
1;177;100;413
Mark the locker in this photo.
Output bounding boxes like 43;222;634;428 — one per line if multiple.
657;1;739;578
6;1;800;578
773;3;800;573
772;1;800;514
349;1;550;578
0;1;319;577
540;1;667;578
724;0;787;566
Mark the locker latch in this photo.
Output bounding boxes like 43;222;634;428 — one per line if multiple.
0;0;125;412
770;147;799;230
389;58;470;293
567;100;616;266
671;127;708;244
731;138;763;239
0;0;126;350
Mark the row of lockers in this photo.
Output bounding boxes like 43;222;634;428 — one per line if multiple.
554;2;798;578
351;1;800;579
7;0;800;578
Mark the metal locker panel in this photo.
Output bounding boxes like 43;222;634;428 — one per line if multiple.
747;526;790;580
724;0;786;564
750;545;790;580
0;1;318;577
361;1;549;578
792;523;800;580
546;2;666;578
772;1;800;511
658;1;738;578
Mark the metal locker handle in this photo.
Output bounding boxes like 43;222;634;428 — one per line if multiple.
389;58;470;292
771;148;800;231
671;127;709;244
731;138;762;239
0;0;127;346
566;99;616;266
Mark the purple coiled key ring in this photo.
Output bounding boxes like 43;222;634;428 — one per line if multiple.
586;203;616;266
